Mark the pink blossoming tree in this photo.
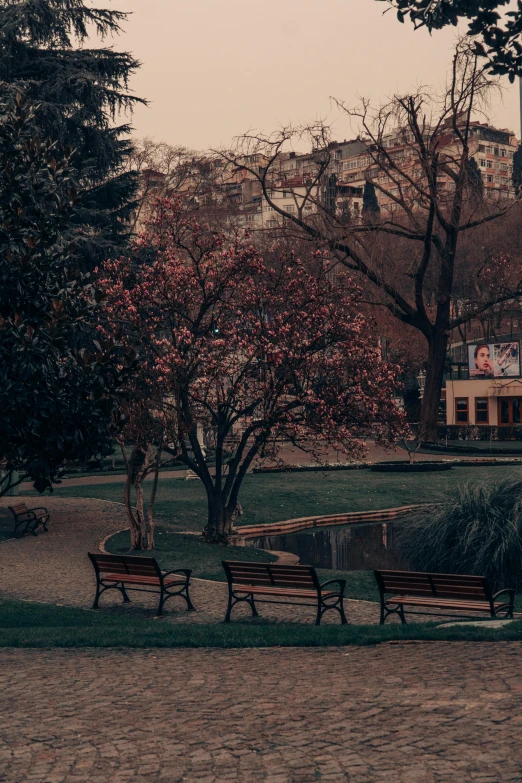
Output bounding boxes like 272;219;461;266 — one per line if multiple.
99;200;407;545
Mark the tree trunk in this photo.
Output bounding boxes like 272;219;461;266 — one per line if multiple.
419;332;448;442
145;448;162;550
122;452;143;550
203;493;228;544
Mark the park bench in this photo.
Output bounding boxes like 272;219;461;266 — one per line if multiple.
88;553;195;617
222;560;347;625
8;503;49;537
374;569;515;624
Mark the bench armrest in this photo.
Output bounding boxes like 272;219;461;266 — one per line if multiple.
162;568;192;581
492;588;515;601
319;578;346;594
17;510;36;520
30;507;48;515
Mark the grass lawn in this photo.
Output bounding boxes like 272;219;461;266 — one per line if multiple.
0;596;521;648
106;527;381;601
0;506;14;541
108;527;277;580
23;464;522;532
20;464;522;611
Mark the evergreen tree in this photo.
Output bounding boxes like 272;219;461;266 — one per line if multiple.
0;94;128;496
465;156;483;201
513;144;522;194
362;180;380;222
0;0;145;269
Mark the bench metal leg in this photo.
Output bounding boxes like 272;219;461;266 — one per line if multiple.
224;593;233;623
224;591;258;622
316;596;347;626
92;583;101;609
156;590;166;616
381;602;406;625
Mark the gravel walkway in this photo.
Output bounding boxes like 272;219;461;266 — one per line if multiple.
0;497;381;625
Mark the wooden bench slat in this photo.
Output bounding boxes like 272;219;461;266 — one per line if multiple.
222;560;347;625
9;504;50;537
233;586;337;599
388;596;499;611
102;573;186;586
88;553;194;616
374;568;514;624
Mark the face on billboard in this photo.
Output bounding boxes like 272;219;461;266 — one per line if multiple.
468;342;520;378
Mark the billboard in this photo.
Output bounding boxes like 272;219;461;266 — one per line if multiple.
468;342;520;378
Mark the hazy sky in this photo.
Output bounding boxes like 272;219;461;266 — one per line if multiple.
105;0;520;151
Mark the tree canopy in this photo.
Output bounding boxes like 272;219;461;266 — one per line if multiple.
99;200;407;543
0;94;128;495
0;0;145;268
382;0;522;79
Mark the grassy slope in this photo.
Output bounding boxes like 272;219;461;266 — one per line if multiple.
23;465;522;532
106;527;380;601
22;465;522;606
0;597;521;648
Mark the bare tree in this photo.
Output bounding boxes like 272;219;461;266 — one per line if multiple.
217;44;522;440
127;138;230;233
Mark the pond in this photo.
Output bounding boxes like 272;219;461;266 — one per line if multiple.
246;520;409;571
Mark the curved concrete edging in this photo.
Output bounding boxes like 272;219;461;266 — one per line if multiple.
98;504;424;569
230;503;430;541
98;528;300;575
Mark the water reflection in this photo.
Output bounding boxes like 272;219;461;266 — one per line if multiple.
246;521;408;571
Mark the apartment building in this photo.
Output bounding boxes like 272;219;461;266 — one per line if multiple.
135;120;518;230
331;121;518;216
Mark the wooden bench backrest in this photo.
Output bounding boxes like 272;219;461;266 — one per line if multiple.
375;569;491;601
89;553;161;579
9;503;28;515
223;561;318;590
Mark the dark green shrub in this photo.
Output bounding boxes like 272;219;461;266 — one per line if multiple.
397;477;522;590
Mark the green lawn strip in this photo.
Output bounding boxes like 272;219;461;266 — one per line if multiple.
107;528;277;580
0;508;15;541
0;597;521;648
22;465;522;532
105;528;379;601
105;529;522;609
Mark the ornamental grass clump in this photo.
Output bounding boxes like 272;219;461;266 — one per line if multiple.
397;477;522;591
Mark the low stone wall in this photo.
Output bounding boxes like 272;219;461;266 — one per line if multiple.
230;504;428;544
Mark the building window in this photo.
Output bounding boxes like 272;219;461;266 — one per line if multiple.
486;174;493;183
479;158;486;168
498;398;522;425
455;398;469;423
494;147;499;156
284;204;295;213
475;398;489;423
501;148;506;157
478;144;485;152
486;160;493;168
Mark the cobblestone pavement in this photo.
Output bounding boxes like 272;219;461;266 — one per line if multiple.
0;497;382;625
1;643;521;783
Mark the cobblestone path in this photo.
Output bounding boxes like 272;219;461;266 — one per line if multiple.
1;643;521;783
0;497;380;625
